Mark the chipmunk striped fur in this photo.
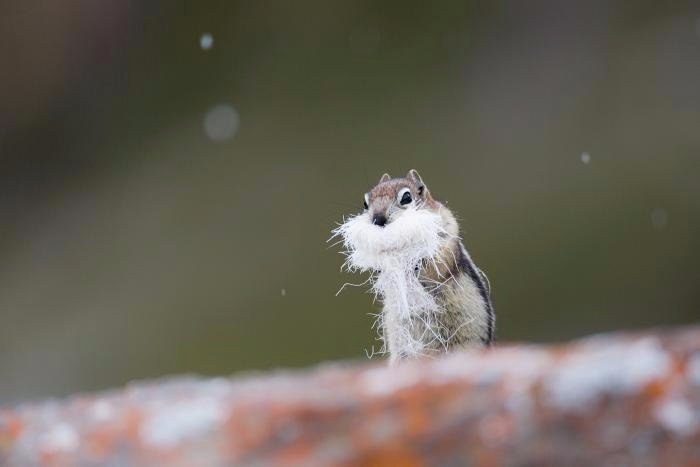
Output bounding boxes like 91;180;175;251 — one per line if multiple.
333;170;494;364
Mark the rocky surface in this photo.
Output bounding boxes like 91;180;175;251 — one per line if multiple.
1;326;699;466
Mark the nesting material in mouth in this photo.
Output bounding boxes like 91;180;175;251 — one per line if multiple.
332;207;449;324
333;208;446;271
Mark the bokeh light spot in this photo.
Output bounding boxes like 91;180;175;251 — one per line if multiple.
203;104;239;142
200;33;214;50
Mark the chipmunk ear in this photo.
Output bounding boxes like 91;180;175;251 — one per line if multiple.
406;169;428;197
379;173;391;183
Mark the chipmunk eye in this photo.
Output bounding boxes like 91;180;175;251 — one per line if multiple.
363;193;369;210
398;188;412;206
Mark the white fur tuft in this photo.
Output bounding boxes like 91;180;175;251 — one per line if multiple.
332;207;450;357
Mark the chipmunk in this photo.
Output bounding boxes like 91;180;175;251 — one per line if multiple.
334;170;494;364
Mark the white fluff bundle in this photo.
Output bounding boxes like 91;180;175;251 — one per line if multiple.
332;207;449;354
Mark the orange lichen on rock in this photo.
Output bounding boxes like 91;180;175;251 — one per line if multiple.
0;326;699;467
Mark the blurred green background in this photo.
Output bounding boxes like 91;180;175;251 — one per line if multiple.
1;1;699;403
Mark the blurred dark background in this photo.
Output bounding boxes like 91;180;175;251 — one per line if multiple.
1;1;699;403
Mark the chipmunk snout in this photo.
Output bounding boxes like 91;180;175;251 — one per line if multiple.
372;213;388;227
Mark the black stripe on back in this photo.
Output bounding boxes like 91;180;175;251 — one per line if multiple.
455;242;495;344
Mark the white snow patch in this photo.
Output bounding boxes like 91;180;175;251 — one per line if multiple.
431;348;552;386
41;423;79;453
90;400;116;422
545;338;671;410
655;398;698;436
361;366;423;396
140;398;225;448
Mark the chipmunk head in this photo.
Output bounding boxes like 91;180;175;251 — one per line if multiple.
334;168;447;271
363;169;435;227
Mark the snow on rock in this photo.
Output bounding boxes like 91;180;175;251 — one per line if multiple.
0;326;699;466
655;398;698;437
139;398;225;449
545;337;672;410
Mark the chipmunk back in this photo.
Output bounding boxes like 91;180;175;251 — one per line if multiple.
334;170;494;363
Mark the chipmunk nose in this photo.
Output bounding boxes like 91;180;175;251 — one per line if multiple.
372;213;387;227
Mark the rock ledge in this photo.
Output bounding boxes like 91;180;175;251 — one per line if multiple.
1;326;699;466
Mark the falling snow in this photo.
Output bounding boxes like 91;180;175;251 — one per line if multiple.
203;104;239;142
200;33;214;50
